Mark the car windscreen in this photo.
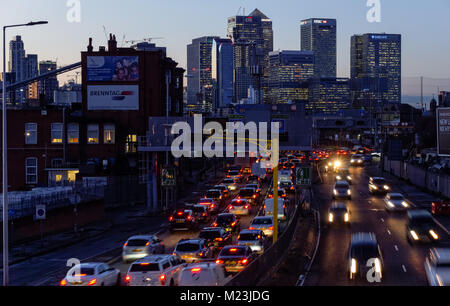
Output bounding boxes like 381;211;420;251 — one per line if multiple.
199;230;221;239
223;179;234;184
192;207;206;213
206;191;220;198
331;207;347;212
336;183;349;189
176;243;200;252
229;171;240;176
252;218;272;225
351;244;379;262
410;216;435;227
239;189;254;197
373;179;386;185
390;195;404;201
217;215;234;224
77;267;95;276
129;263;160;272
232;200;246;207
221;248;246;256
239;233;259;241
126;239;149;247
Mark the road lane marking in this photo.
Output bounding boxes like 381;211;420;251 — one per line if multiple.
402;265;407;273
381;218;385;223
387;230;392;235
394;245;399;252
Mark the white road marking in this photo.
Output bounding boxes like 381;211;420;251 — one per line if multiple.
387;229;392;235
381;218;385;223
394;245;399;252
402;265;407;273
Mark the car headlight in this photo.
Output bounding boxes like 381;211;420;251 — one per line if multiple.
334;161;342;168
329;213;334;223
371;184;378;190
333;189;338;195
347;190;351;195
429;230;439;240
347;176;352;181
402;201;409;208
383;185;390;190
351;160;355;163
374;258;382;274
351;258;357;274
344;213;349;222
387;201;395;207
336;176;342;180
410;230;419;240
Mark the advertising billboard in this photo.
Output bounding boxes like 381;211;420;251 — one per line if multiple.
437;107;450;156
87;85;139;110
87;56;139;82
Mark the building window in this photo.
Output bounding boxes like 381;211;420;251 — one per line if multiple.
51;123;63;144
87;124;99;144
126;134;137;153
51;158;63;168
25;157;38;184
25;123;37;144
67;123;79;144
104;124;116;144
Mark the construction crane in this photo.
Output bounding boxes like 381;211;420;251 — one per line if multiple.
67;71;81;84
124;37;164;46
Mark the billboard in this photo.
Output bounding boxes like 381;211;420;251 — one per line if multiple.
87;85;139;110
437;108;450;156
87;56;139;82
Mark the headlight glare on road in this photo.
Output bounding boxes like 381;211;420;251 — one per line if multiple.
345;213;349;222
429;230;439;240
374;258;382;273
351;258;357;274
410;230;419;240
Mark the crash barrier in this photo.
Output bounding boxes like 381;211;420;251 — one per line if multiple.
383;157;450;199
225;196;310;286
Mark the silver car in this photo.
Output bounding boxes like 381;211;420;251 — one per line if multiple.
384;193;409;212
333;181;351;200
425;248;450;286
237;229;266;254
173;239;213;263
249;216;274;237
122;235;165;263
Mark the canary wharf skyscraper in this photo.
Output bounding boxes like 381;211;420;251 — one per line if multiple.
351;33;401;104
227;8;273;103
300;18;337;78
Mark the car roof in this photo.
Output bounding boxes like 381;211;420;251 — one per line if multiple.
222;245;247;250
193;204;207;209
178;238;204;244
133;255;173;264
254;216;273;221
199;198;214;202
351;232;377;245
127;235;154;240
371;177;385;180
232;198;248;202
239;229;263;235
335;181;349;186
201;227;222;231
207;189;221;192
408;209;432;219
77;262;102;269
217;213;234;217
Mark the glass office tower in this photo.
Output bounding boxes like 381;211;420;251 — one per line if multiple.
211;38;234;109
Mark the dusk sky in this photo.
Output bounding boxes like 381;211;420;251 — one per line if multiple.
1;0;450;95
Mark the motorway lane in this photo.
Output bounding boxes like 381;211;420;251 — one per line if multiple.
303;164;447;286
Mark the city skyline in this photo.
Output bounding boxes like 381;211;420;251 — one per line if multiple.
1;0;450;96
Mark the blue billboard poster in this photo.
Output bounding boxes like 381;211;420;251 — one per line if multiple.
87;56;139;81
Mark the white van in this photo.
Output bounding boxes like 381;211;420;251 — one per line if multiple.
125;255;184;286
252;162;267;180
178;263;229;286
264;198;287;221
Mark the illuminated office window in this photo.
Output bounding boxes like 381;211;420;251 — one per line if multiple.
51;123;63;144
25;123;37;144
104;124;116;144
87;124;99;144
67;123;79;144
126;134;137;153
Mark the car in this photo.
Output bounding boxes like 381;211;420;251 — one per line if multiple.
190;205;211;223
169;209;198;232
348;233;384;281
384;193;410;212
283;162;295;170
222;178;238;191
238;187;259;206
214;185;230;199
198;227;233;253
228;198;251;216
333;181;351;200
268;188;286;199
335;168;352;185
350;154;364;166
279;180;295;193
328;202;351;225
242;166;252;174
216;246;257;275
212;213;240;234
60;263;121;286
249;216;274;237
407;210;441;244
124;255;184;286
227;170;242;183
178;263;229;286
197;198;219;214
245;183;261;195
369;177;390;194
263;198;288;222
173;238;213;263
122;235;165;263
246;175;261;185
431;200;450;216
227;165;243;174
206;189;224;204
424;248;450;286
237;229;266;254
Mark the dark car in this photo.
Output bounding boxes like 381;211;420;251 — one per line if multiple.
197;198;219;214
238;187;259;206
198;227;232;253
212;213;240;234
369;177;390;195
206;189;223;204
246;175;261;185
216;245;257;275
213;185;230;199
169;210;198;232
335;169;352;185
407;210;441;244
227;165;243;174
191;205;210;223
348;233;384;281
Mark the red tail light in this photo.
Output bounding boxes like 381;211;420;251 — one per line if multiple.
228;205;233;210
191;268;201;273
145;242;150;246
60;279;67;286
253;195;257;199
216;259;224;264
169;216;173;222
231;222;236;227
187;215;192;221
268;226;274;231
177;212;183;215
245;205;249;209
202;213;206;216
240;259;248;265
249;227;255;230
213;222;218;227
125;275;131;283
210;204;215;209
215;237;223;241
88;279;97;286
160;274;166;286
123;242;128;247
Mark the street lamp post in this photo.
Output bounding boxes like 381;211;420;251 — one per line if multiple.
2;20;48;286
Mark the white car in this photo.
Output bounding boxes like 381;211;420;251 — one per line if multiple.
60;263;121;286
425;248;450;286
125;255;184;286
333;181;351;200
237;229;266;254
249;216;274;237
178;263;229;286
264;198;287;221
228;198;250;216
122;235;165;263
384;193;409;212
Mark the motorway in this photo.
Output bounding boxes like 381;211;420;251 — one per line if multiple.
304;163;450;286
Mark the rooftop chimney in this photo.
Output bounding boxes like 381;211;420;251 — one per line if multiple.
87;38;93;52
108;33;117;52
